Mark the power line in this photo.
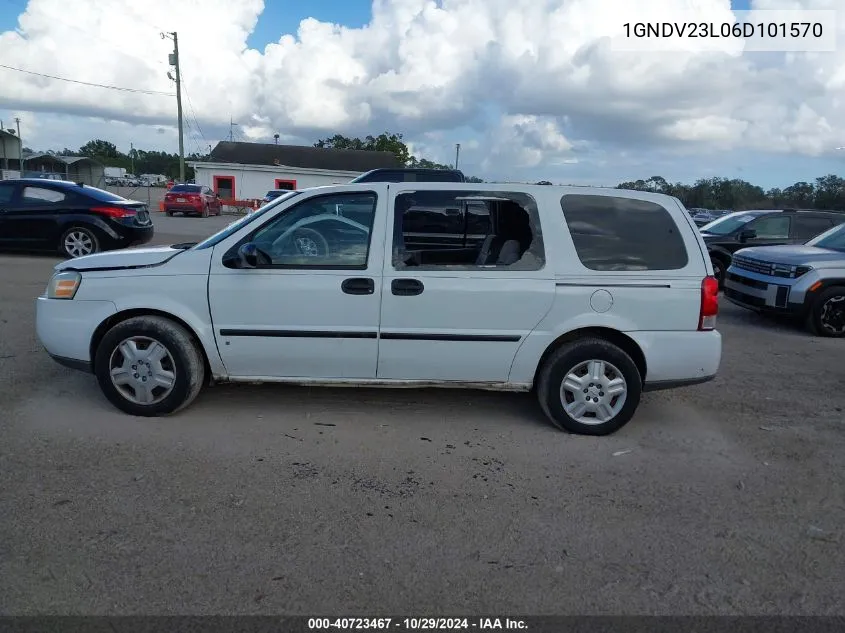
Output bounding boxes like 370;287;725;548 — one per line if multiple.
0;64;175;96
179;71;207;144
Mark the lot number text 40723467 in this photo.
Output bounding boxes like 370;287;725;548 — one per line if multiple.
307;618;528;630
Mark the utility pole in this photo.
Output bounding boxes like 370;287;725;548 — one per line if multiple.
15;117;23;171
163;31;185;182
455;143;460;170
228;116;238;142
129;142;135;175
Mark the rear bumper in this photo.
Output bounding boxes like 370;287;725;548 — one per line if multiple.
627;330;722;386
163;203;204;214
121;225;154;247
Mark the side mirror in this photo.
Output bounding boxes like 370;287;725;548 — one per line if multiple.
738;229;757;242
237;242;270;269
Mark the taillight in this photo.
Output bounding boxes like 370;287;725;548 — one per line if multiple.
91;205;134;218
699;276;719;331
188;194;200;201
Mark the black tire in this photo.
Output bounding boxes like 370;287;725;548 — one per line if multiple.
805;286;845;338
166;210;173;217
94;316;205;416
59;225;100;258
536;337;642;436
711;255;727;288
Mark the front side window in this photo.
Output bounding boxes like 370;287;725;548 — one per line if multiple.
250;192;377;268
21;186;66;204
392;190;544;270
560;194;689;271
748;215;790;239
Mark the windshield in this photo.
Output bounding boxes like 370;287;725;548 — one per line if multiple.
700;212;765;235
192;191;301;250
806;222;845;252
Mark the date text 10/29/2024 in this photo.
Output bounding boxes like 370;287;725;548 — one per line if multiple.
308;618;527;630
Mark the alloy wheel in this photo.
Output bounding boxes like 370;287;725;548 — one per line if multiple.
64;230;95;258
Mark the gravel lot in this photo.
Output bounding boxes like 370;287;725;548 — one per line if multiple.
1;213;843;615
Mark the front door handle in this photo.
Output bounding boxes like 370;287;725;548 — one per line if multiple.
341;277;374;295
391;278;424;296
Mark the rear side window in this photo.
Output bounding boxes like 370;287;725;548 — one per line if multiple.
793;216;834;240
560;194;689;271
21;186;66;203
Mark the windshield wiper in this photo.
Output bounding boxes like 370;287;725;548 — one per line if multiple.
171;242;198;249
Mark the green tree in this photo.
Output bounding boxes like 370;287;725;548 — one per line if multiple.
79;139;122;160
315;131;411;166
813;174;845;210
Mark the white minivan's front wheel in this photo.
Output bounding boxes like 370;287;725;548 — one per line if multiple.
94;316;205;416
537;338;642;435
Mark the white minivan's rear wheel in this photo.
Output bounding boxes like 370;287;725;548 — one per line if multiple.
94;316;205;416
537;338;642;435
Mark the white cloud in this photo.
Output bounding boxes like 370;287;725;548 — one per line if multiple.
1;0;844;184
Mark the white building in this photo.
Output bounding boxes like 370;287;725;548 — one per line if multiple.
189;141;401;201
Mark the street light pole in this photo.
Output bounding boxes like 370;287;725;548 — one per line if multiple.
455;143;461;169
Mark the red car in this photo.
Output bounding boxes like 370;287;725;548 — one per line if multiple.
163;184;222;218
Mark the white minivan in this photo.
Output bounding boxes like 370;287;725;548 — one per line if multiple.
36;183;721;435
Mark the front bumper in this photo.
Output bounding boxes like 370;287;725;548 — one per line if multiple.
36;297;117;371
723;269;809;316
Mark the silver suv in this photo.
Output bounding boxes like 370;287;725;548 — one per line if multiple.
724;221;845;337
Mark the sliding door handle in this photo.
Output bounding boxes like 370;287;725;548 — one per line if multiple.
341;277;375;295
391;278;424;296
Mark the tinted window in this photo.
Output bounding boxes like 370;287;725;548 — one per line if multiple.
251;192;377;267
171;184;202;193
793;216;834;240
560;194;688;271
0;183;14;204
747;215;790;239
21;186;66;203
393;190;544;270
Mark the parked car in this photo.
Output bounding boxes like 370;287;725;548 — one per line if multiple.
350;168;466;183
699;209;844;286
262;189;291;204
724;221;845;337
35;183;721;435
0;178;153;258
163;184;222;218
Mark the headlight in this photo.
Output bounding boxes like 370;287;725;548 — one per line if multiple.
794;265;813;277
46;271;82;299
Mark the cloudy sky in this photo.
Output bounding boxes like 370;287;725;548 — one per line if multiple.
1;0;844;188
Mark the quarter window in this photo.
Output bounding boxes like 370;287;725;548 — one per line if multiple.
250;192;377;268
21;186;66;204
560;194;689;271
392;190;544;270
793;216;833;240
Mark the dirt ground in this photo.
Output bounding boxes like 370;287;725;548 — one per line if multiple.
0;214;843;614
